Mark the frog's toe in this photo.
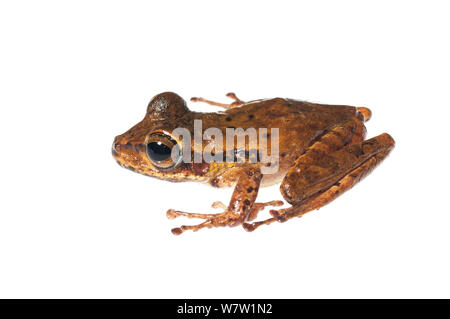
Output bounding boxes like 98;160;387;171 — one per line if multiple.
247;200;284;221
357;107;372;122
166;209;178;220
211;201;227;210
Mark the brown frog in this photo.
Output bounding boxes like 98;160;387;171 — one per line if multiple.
112;92;395;235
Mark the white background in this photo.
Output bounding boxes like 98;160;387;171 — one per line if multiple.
1;0;449;298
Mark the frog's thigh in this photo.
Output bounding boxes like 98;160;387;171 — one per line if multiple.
281;118;366;204
278;144;393;222
243;133;395;231
282;133;394;204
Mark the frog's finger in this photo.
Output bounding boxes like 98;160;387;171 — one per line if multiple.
166;209;223;220
167;201;228;219
211;201;227;210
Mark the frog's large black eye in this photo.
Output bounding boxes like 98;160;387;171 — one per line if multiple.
146;132;182;170
147;141;172;162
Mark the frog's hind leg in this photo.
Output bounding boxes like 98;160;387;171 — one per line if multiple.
243;133;395;232
190;92;244;109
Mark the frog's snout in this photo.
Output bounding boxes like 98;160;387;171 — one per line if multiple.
111;138;134;171
112;136;130;159
111;138;121;158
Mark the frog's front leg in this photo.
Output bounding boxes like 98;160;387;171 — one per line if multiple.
167;168;263;235
167;199;283;223
190;92;244;109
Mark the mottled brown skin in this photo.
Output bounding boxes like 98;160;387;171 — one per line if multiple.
112;92;395;235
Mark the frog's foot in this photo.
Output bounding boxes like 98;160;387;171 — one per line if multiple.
190;92;244;109
243;136;394;232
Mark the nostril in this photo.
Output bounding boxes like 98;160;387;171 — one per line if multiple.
112;141;121;157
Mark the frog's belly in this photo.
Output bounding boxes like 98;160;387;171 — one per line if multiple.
261;174;284;187
260;165;290;187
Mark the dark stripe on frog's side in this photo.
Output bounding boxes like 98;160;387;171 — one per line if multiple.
191;150;263;163
125;142;134;150
134;144;145;152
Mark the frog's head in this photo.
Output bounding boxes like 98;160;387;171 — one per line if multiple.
112;92;203;182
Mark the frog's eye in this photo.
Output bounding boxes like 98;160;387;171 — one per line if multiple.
145;132;182;170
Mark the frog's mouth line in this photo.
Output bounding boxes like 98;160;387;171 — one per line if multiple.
112;147;138;173
120;163;137;173
113;156;136;173
112;150;206;183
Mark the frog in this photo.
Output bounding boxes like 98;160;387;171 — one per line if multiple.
112;92;395;235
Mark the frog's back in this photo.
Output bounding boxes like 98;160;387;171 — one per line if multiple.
214;97;359;186
223;97;357;145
